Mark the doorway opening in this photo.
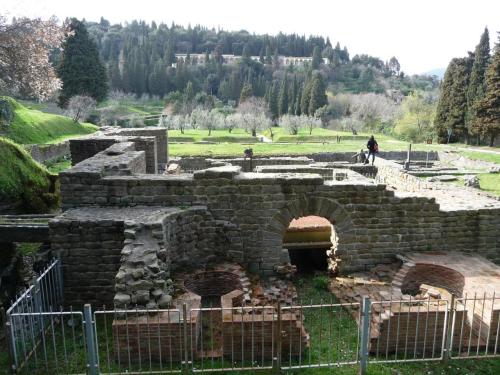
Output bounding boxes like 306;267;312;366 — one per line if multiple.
284;216;337;274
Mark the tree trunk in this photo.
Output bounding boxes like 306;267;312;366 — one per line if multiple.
490;133;495;147
209;128;212;136
228;128;232;133
252;129;256;137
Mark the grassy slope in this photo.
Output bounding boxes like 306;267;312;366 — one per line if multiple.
2;96;97;144
0;137;59;212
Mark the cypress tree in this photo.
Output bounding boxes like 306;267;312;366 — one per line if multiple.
295;85;303;116
288;75;298;114
466;28;490;135
473;36;500;146
239;82;253;103
268;81;279;120
265;46;272;65
301;80;312;115
57;18;108;107
308;72;327;115
312;46;322;70
434;56;474;143
278;75;288;117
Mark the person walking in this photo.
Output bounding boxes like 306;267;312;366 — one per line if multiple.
365;135;378;165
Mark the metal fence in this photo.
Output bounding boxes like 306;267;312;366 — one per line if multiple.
5;263;500;374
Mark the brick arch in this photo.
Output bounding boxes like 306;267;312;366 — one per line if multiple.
262;196;355;274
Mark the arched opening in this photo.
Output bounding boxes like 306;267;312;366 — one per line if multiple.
284;216;338;273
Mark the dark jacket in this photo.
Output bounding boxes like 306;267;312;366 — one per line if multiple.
367;139;378;152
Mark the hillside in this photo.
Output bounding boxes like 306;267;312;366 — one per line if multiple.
0;137;59;213
0;96;97;144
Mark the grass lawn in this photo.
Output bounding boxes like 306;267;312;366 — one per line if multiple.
169;128;258;143
1;97;97;145
458;151;500;165
263;127;394;143
169;139;439;157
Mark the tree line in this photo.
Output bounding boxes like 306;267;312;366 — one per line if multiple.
435;28;500;146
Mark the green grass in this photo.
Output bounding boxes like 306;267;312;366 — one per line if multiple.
169;139;438;157
1;96;97;145
169;128;258;143
459;151;500;165
478;174;500;196
264;127;393;143
0;137;59;213
44;158;72;174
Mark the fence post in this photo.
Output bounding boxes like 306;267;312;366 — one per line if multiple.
83;304;98;375
56;259;64;306
272;302;282;374
182;303;190;375
3;308;16;374
443;294;456;362
359;297;371;375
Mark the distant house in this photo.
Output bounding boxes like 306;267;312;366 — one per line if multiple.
173;53;328;67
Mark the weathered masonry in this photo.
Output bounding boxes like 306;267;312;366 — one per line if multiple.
49;128;500;308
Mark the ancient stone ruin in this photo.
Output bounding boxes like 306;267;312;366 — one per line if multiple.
46;127;500;361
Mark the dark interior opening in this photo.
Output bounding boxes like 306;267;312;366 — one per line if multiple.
289;248;329;273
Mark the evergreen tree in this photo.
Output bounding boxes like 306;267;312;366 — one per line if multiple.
239;82;253;103
308;72;327;115
268;81;279;120
473;35;500;146
57;18;108;107
466;27;490;135
434;56;474;143
312;46;322;69
164;40;175;65
288;75;298;114
259;48;265;64
108;59;122;90
300;80;312;115
295;85;302;116
278;75;289;117
272;49;280;70
265;46;272;65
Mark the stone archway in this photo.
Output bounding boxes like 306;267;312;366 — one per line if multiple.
262;196;355;274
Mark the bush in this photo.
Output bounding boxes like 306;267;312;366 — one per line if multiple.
312;275;330;291
0;97;14;128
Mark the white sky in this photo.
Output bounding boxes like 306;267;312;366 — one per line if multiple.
3;0;499;74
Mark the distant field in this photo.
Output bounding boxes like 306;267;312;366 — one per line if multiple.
169;128;259;143
169;139;438;157
263;127;393;142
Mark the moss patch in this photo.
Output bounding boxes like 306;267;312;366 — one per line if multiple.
0;137;60;213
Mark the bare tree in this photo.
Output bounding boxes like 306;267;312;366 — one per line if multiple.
279;115;301;135
0;16;66;101
238;97;269;136
66;95;96;123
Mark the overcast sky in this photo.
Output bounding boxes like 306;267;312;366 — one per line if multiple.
3;0;499;74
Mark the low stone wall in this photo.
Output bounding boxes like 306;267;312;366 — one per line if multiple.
308;151;439;163
375;158;433;192
25;142;70;163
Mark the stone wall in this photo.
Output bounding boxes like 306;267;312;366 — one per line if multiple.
308;151;439;163
25;141;70;163
69;127;168;173
49;211;125;306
